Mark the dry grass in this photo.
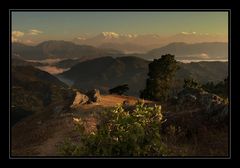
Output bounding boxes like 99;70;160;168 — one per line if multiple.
11;94;150;156
11;94;228;157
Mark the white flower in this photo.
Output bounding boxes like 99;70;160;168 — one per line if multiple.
73;117;81;123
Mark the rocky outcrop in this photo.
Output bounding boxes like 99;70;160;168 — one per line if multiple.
162;87;228;140
69;89;101;108
70;91;89;108
86;89;101;103
175;87;228;122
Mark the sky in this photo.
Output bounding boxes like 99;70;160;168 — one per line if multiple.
11;11;228;44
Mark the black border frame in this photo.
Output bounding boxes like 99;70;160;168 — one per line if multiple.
9;9;231;159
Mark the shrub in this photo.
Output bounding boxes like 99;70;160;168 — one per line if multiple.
60;102;168;156
183;78;202;89
109;84;129;95
202;77;228;99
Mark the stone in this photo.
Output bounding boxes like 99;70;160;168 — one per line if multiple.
86;89;101;103
176;87;228;120
70;91;89;108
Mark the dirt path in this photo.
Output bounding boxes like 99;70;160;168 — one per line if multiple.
11;95;155;156
36;124;73;156
36;116;97;156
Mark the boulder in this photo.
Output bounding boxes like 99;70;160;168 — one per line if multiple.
86;89;101;103
70;91;89;108
176;87;228;120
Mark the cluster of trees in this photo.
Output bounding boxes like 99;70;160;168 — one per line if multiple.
202;77;228;98
108;54;228;102
140;54;228;102
182;76;228;99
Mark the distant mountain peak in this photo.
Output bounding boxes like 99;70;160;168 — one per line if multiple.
76;37;86;40
37;40;76;46
100;32;120;39
147;42;228;60
180;31;197;35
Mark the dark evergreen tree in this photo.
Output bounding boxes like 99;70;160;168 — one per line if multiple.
140;54;179;102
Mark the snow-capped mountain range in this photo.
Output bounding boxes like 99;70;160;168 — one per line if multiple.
72;32;227;53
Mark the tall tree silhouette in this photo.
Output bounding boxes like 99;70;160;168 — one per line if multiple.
140;54;179;102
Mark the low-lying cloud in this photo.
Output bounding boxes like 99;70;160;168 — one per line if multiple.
12;29;43;43
27;58;65;65
36;66;70;75
12;31;24;42
28;29;43;35
200;53;210;58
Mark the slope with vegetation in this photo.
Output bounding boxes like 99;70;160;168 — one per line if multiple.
58;55;228;156
11;53;229;157
11;66;75;126
60;56;228;97
61;56;149;96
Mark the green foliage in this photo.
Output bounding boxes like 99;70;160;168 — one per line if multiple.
109;84;129;95
140;54;179;102
183;78;202;89
60;102;168;156
58;138;82;156
202;76;228;98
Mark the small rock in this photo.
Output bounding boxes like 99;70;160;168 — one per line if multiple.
71;91;89;108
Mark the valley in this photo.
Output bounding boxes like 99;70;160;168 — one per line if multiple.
13;55;228;96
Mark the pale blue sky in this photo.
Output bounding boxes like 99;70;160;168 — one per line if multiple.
11;11;228;42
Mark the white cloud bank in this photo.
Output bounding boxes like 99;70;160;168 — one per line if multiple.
181;31;197;35
36;66;70;75
28;29;43;35
12;31;24;42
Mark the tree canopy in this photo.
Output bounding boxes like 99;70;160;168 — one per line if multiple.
140;54;179;102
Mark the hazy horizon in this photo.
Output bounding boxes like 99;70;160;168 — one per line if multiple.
12;11;228;45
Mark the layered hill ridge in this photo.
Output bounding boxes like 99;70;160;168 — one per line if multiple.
12;40;228;61
60;56;228;96
60;56;148;95
146;42;227;60
12;40;123;60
